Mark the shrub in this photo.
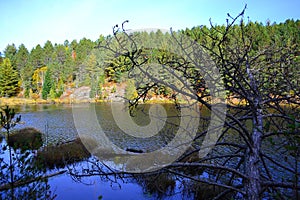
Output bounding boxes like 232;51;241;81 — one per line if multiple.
36;137;90;169
8;127;43;151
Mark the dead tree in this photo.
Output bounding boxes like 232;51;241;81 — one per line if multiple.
80;7;300;200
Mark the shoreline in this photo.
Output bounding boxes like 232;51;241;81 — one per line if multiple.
0;97;298;108
0;97;177;106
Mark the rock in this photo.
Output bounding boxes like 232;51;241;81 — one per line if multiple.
73;86;91;100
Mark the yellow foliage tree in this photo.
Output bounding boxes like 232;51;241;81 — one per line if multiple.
32;66;47;93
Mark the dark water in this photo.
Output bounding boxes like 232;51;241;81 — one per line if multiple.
1;103;187;200
1;103;299;199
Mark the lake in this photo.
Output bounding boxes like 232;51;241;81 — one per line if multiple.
0;103;196;200
0;102;298;199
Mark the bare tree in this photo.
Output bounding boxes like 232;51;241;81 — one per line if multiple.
69;7;300;200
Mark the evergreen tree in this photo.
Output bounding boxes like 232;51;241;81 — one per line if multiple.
0;52;3;63
29;44;44;69
41;69;52;99
0;58;20;97
3;44;17;68
49;87;56;100
62;49;75;82
15;44;31;92
43;40;54;65
77;38;95;63
64;39;70;47
15;44;29;72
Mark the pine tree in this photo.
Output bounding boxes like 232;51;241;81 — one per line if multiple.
43;40;54;65
15;44;29;72
29;44;44;69
41;69;52;99
0;58;20;97
15;44;31;92
3;44;17;68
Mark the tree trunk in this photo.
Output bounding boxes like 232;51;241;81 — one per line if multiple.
245;105;263;200
7;131;15;200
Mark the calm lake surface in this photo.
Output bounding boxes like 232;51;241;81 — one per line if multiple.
1;103;298;199
1;103;188;200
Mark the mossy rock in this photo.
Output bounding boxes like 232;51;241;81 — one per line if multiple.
36;137;91;169
8;127;43;151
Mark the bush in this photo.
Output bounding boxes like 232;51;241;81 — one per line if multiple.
8;127;43;151
36;137;90;169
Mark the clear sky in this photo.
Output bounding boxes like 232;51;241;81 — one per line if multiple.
1;0;299;52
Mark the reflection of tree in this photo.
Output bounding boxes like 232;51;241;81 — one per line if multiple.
68;158;176;199
181;178;233;200
133;173;176;199
89;6;299;200
0;106;55;199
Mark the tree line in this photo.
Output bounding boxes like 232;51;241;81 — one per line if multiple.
0;19;299;101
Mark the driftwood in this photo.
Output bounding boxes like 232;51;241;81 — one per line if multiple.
0;170;67;191
125;148;144;153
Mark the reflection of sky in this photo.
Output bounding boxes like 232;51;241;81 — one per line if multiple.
48;159;185;200
0;139;150;200
0;104;185;199
0;140;29;165
49;174;150;200
0;140;11;164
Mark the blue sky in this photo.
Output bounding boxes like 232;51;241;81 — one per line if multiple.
1;0;299;52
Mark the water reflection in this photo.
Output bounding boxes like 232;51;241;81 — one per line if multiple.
96;103;180;152
1;103;189;200
0;103;298;199
0;139;55;200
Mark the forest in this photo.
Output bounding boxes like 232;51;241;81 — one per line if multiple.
0;11;300;199
0;19;299;102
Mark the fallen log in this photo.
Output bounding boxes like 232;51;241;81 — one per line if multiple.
126;148;144;153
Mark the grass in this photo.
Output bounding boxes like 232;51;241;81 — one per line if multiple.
0;97;97;106
36;137;91;169
0;97;49;106
7;127;43;151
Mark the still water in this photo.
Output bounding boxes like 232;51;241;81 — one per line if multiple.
1;103;187;200
2;103;298;199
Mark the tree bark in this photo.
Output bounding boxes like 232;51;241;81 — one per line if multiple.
245;105;263;200
244;59;263;199
7;130;15;200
